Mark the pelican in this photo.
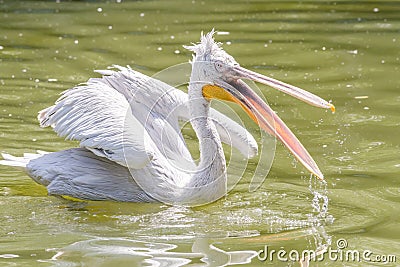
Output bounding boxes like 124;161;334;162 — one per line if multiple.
0;30;334;205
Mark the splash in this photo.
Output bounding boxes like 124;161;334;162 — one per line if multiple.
304;174;334;263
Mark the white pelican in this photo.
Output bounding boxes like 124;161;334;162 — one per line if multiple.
0;30;334;205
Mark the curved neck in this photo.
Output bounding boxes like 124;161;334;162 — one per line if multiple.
187;80;227;188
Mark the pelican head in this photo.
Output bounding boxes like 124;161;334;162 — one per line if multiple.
185;30;335;180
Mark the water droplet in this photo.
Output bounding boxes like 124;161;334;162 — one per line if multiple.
174;50;180;54
216;31;230;35
0;254;19;259
74;40;79;44
373;7;379;13
97;7;103;13
140;13;145;17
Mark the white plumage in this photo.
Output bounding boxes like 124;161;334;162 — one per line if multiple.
0;30;334;205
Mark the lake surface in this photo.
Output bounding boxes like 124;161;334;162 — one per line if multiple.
0;1;399;266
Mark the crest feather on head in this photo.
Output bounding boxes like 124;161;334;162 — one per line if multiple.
183;29;224;61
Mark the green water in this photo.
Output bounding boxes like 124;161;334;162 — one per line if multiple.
0;1;399;266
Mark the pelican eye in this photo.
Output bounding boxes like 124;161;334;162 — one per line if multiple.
214;61;225;72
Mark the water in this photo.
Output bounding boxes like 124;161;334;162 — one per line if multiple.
0;1;399;266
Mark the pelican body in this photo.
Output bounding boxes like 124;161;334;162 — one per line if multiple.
0;31;334;205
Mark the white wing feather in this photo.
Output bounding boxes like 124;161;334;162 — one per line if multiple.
38;75;153;169
105;66;258;159
38;66;257;171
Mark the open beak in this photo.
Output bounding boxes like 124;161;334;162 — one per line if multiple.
203;66;334;180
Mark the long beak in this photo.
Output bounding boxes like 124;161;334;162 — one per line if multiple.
232;66;335;112
208;66;334;180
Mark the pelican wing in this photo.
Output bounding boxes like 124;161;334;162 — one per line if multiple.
103;66;258;159
39;66;258;170
38;78;154;169
94;66;195;167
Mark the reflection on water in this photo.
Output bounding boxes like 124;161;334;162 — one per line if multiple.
0;183;334;266
48;237;258;267
1;0;400;266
